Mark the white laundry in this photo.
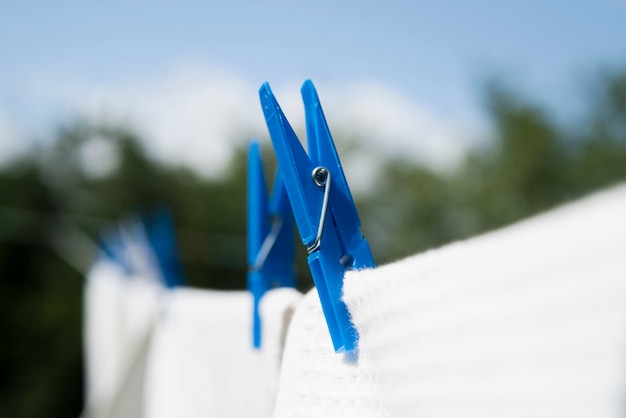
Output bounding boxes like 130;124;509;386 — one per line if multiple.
82;257;162;418
344;183;626;418
273;288;390;418
144;287;302;418
83;258;127;416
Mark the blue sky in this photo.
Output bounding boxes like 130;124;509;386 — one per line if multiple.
1;1;625;173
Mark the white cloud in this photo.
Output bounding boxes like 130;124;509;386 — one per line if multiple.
324;82;480;169
19;66;485;179
77;67;264;177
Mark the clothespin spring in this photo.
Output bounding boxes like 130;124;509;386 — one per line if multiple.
307;167;331;254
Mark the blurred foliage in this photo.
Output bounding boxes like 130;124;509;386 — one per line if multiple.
361;69;626;260
1;68;626;417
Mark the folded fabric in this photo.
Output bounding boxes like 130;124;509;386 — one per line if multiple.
344;183;626;417
83;257;162;418
273;288;390;418
144;287;302;418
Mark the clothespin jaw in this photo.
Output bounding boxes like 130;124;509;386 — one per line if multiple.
247;141;296;348
259;80;375;353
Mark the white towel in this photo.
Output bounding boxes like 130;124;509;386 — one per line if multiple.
144;287;302;418
83;258;162;418
273;288;390;418
83;258;127;415
344;183;626;417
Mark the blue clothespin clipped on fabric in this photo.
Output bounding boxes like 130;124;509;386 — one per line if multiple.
259;80;376;353
247;140;296;348
146;207;184;288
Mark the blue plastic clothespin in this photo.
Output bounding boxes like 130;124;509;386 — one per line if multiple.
259;80;375;353
247;140;296;348
146;207;184;288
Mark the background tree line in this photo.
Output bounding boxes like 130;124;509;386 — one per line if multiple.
1;68;625;417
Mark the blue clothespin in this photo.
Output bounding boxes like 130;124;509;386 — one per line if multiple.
247;140;296;348
259;80;375;353
123;215;166;284
146;207;184;288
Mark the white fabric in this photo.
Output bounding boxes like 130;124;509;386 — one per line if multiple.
344;183;626;417
144;287;302;418
83;258;127;415
273;288;390;418
83;257;162;418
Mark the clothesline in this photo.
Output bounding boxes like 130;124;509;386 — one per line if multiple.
0;205;247;275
